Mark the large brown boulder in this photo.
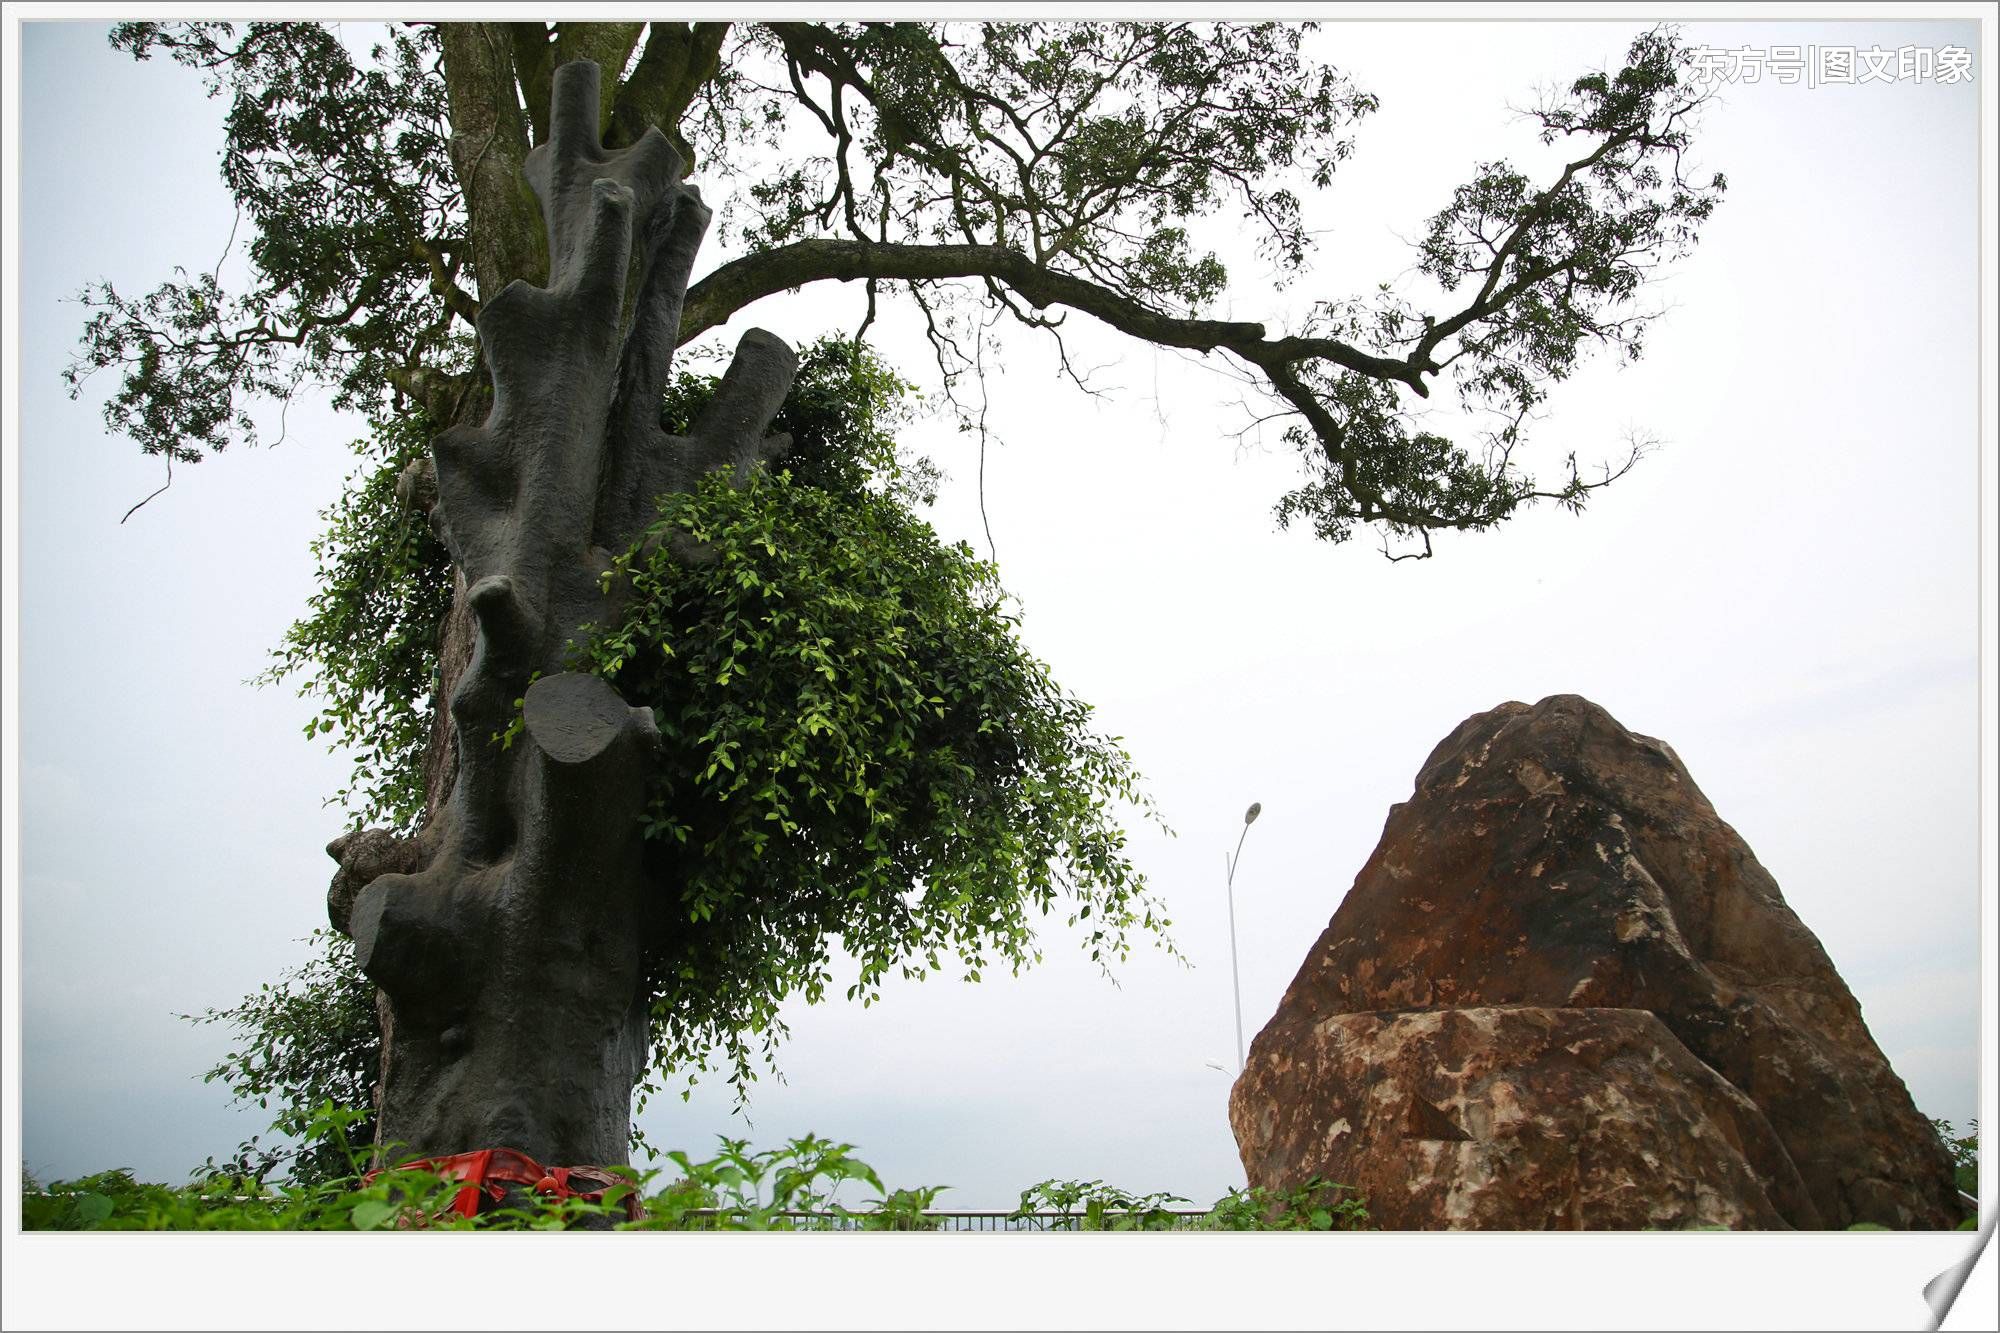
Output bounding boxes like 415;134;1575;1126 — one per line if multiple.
1232;1006;1817;1230
1230;695;1965;1229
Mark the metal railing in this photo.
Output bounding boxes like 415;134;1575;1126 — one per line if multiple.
670;1208;1216;1232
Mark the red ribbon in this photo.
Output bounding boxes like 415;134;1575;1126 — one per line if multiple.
365;1147;642;1222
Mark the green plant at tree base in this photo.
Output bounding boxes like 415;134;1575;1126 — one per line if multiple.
20;1107;476;1232
180;929;381;1189
22;1106;1371;1232
39;1100;1959;1236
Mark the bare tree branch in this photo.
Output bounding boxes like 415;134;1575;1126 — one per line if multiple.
679;237;1427;390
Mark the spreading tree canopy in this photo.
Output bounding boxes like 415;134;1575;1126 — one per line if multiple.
73;20;1725;1165
77;21;1722;544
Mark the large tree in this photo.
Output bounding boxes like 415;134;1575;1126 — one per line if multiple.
73;21;1723;1172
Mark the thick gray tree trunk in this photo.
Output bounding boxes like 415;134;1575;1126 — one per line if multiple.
324;59;794;1169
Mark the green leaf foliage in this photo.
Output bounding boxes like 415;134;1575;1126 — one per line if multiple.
1011;1177;1193;1232
1010;1174;1370;1232
244;336;1169;1110
590;341;1171;1091
660;335;938;507
79;22;1728;564
21;1108;1363;1232
1932;1116;1979;1200
74;23;461;460
1272;28;1725;551
257;411;451;834
180;931;382;1188
1196;1177;1371;1232
740;22;1376;303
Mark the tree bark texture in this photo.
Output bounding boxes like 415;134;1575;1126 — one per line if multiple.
326;59;795;1168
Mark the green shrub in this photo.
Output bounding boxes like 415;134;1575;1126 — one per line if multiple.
1932;1117;1978;1200
1011;1178;1194;1231
1199;1177;1372;1231
22;1106;1370;1232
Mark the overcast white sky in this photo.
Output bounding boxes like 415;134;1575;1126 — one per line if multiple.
4;9;1996;1329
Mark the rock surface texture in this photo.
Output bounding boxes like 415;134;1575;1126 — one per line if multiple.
1229;694;1966;1230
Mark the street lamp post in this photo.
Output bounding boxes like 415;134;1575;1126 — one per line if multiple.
1226;801;1261;1075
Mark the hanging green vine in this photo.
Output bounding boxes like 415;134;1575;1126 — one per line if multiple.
254;335;1170;1101
258;409;452;833
587;458;1168;1091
